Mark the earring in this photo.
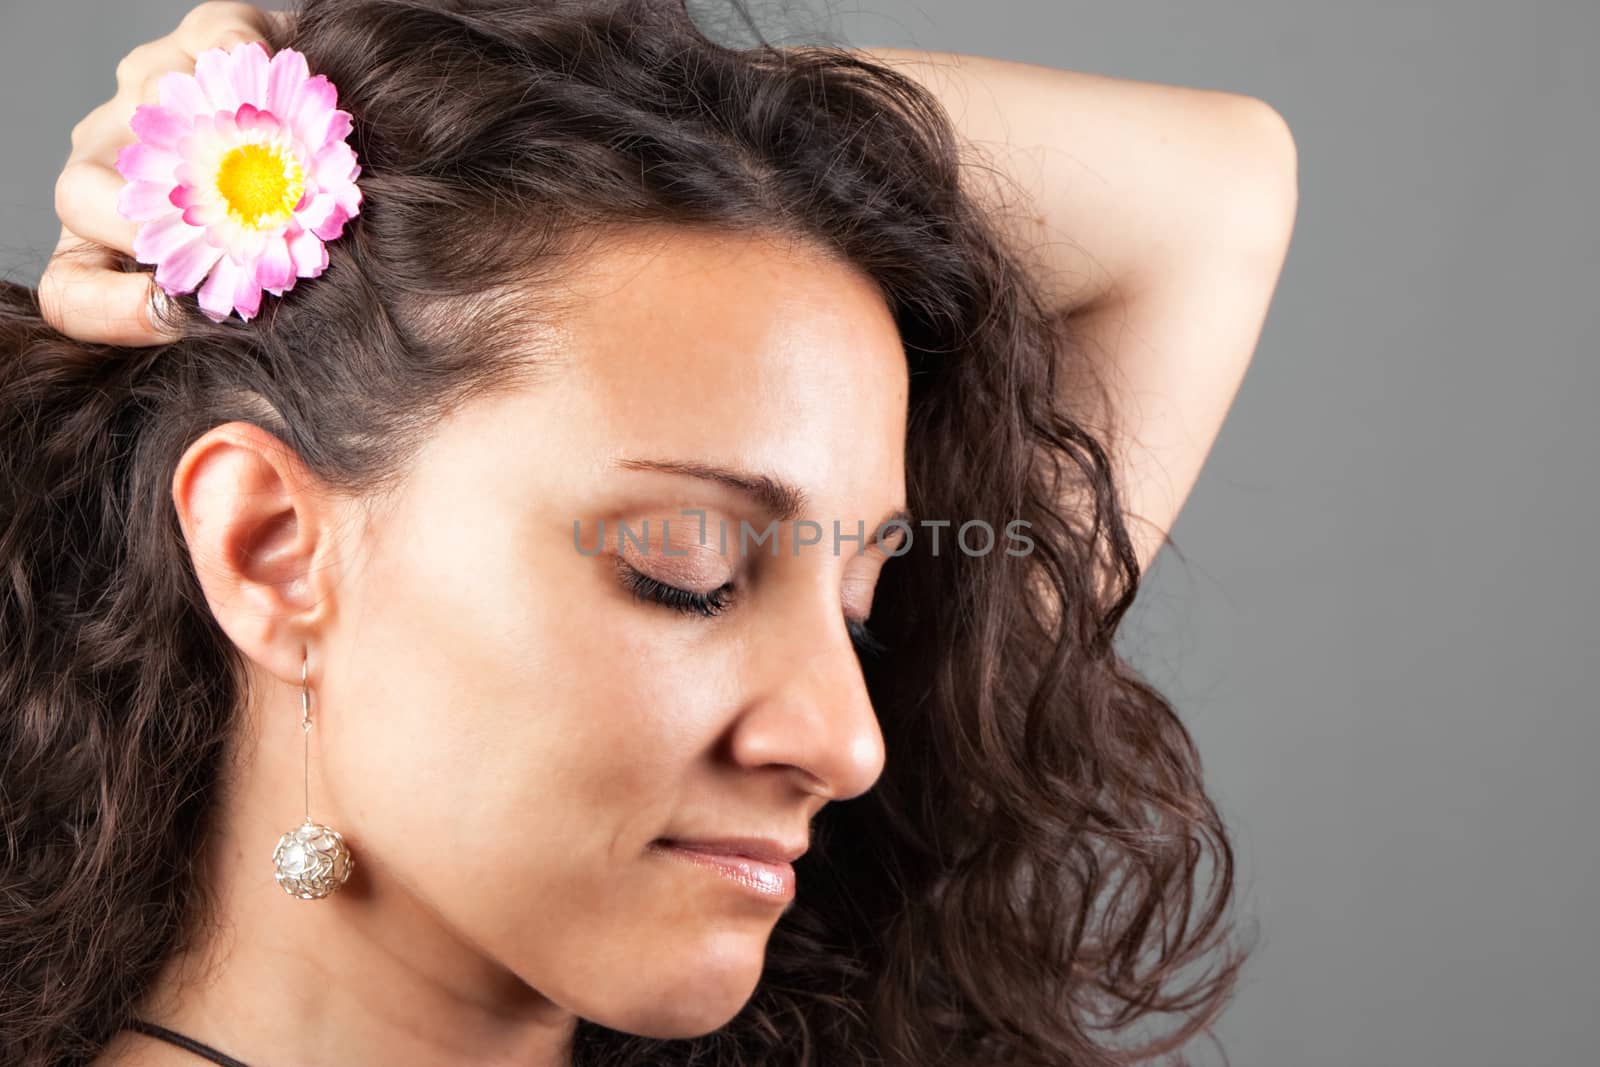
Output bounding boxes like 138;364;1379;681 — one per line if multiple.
271;649;354;899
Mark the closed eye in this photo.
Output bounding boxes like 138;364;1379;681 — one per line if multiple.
617;559;887;656
616;560;733;618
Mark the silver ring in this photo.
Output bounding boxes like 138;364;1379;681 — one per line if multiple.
145;282;177;332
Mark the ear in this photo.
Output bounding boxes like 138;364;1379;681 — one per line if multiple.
171;420;350;686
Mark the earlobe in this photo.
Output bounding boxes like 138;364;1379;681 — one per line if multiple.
170;420;339;684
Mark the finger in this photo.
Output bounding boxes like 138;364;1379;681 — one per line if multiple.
60;102;154;254
55;160;142;255
110;5;281;106
112;33;232;107
69;41;188;179
68;97;134;163
38;225;180;348
173;2;281;59
67;113;137;185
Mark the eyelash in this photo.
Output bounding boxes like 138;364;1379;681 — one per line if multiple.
617;564;887;656
619;565;735;617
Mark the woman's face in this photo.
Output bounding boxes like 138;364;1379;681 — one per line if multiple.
316;228;908;1037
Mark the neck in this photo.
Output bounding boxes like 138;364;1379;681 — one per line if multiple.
132;694;578;1067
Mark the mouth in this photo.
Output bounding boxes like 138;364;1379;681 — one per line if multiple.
651;840;797;902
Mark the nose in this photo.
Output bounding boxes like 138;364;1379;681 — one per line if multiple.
724;586;887;802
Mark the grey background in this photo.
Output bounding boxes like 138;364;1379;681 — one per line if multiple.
3;2;1595;1065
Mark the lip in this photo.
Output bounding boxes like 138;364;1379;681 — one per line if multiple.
652;840;799;902
658;837;808;864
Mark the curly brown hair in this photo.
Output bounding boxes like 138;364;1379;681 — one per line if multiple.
0;1;1250;1064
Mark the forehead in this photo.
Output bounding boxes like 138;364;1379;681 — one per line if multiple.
537;226;910;508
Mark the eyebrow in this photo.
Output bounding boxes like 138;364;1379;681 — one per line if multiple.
612;456;913;544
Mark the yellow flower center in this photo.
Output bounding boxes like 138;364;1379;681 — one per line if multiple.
214;143;305;230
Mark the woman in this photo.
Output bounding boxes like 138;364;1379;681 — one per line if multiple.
1;1;1296;1064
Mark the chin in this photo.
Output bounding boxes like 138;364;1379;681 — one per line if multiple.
600;938;767;1039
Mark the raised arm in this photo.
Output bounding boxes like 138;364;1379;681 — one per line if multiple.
858;47;1299;576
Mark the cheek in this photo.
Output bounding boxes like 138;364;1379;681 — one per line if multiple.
325;520;664;860
316;510;744;976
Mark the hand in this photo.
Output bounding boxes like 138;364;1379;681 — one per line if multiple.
39;2;290;347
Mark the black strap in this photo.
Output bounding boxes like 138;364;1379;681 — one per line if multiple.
122;1018;255;1067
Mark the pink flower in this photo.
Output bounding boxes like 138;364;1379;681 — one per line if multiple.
114;41;362;323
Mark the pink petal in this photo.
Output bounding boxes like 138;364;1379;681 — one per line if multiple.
332;177;362;217
297;193;352;241
115;142;180;184
287;226;329;277
311;140;357;188
193;47;240;112
230;40;271;109
176;111;218;157
233;265;264;320
198;254;244;322
153;234;226;294
158;71;210;117
255;237;295;293
200;217;234;249
323;110;354;144
266;48;311;117
172;159;205;189
234;102;283;136
129;104;189;151
235;227;270;262
132;211;203;265
294;191;336;231
313;206;351;242
169;184;225;229
210;108;240;140
118;181;179;223
181;201;224;228
288;75;339;146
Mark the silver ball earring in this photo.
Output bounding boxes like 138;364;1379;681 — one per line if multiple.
271;650;354;899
